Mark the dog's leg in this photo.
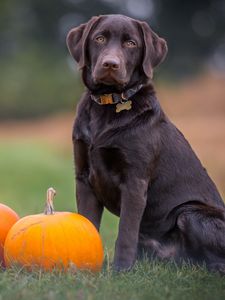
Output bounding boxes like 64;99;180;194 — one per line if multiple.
113;177;148;271
177;204;225;274
74;140;103;231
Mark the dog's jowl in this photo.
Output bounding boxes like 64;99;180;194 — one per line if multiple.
67;14;225;273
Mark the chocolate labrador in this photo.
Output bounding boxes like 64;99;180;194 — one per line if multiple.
67;14;225;273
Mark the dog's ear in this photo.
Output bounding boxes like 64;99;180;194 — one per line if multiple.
66;16;100;68
138;21;168;78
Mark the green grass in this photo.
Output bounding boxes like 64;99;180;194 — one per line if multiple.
1;262;225;300
1;141;225;300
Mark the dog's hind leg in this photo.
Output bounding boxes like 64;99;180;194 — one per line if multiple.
137;234;178;261
177;203;225;275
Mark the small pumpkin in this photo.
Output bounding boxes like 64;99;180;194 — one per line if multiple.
4;188;104;272
0;203;19;267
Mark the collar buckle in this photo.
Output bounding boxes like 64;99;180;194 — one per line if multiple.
121;92;128;102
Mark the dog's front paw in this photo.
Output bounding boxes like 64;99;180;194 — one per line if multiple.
112;259;134;273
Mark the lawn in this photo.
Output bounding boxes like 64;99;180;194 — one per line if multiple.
1;140;225;300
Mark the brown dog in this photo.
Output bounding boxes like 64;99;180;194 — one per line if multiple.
67;14;225;273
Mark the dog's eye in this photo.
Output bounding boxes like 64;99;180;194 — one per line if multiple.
95;35;106;44
124;40;137;48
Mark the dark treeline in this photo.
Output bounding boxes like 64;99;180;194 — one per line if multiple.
0;0;224;119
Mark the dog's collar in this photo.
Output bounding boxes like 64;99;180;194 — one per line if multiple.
90;84;143;113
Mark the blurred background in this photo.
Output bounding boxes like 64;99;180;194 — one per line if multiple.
0;0;225;252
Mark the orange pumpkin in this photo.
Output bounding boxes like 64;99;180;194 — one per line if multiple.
0;203;19;267
4;188;104;272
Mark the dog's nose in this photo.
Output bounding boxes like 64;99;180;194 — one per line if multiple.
102;57;120;70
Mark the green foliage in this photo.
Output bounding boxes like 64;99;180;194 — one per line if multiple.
1;0;225;119
0;49;83;120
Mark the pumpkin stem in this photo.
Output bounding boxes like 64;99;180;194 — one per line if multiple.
44;187;56;215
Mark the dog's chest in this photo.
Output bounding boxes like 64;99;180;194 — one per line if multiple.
79;105;127;214
88;145;123;216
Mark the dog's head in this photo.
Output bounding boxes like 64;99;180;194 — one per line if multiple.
67;14;167;93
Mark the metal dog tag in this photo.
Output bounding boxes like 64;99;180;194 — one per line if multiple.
116;100;132;113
